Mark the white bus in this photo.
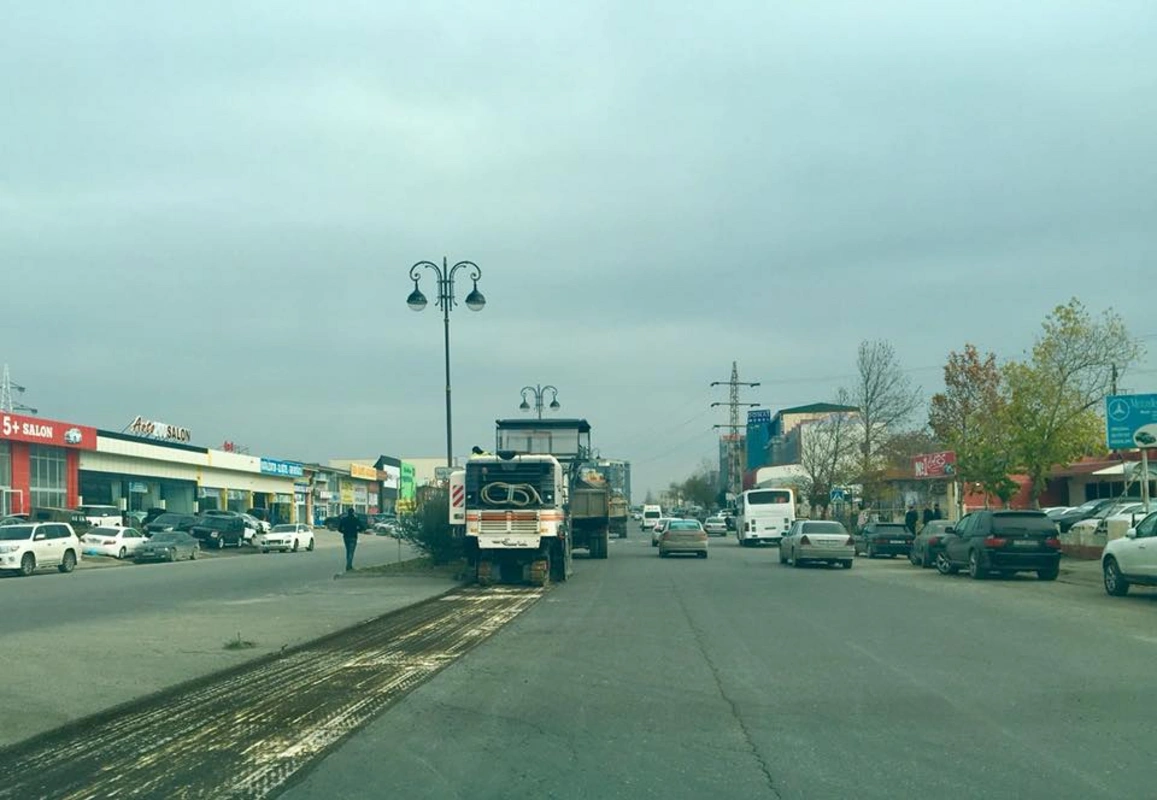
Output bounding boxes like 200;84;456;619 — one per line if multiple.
735;488;795;547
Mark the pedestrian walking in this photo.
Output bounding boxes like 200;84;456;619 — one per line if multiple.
904;504;919;535
338;508;364;571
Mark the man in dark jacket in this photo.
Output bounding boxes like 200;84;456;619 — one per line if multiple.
904;505;919;535
922;505;934;529
338;508;363;571
933;503;943;520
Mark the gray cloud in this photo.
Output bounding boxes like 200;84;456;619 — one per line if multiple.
2;0;1154;497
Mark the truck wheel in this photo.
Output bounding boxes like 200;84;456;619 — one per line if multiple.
476;559;494;586
529;556;550;587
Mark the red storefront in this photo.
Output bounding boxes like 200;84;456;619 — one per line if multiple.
0;412;98;516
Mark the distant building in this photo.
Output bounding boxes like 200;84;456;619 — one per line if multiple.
765;402;859;467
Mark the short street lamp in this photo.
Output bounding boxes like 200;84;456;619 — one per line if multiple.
519;384;560;420
407;257;486;468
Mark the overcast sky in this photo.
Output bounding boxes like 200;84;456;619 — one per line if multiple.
3;1;1154;498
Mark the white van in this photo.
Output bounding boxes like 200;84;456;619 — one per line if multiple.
641;504;663;531
76;504;124;528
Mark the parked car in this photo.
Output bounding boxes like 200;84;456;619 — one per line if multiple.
1069;502;1146;538
657;518;708;558
239;513;266;542
780;520;854;568
135;531;199;562
82;526;148;559
28;507;91;536
261;524;315;553
0;522;81;576
651;518;675;547
936;510;1061;580
857;522;914;558
1053;499;1118;532
241;512;271;534
190;515;246;549
703;516;728;536
910;520;954;568
76;504;124;528
144;513;199;535
1102;511;1157;596
324;512;370;531
0;514;29;527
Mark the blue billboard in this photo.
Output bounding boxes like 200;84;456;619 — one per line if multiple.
1106;394;1157;450
746;408;771;470
260;458;305;478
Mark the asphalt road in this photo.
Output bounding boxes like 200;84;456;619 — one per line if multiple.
281;532;1157;800
0;531;448;748
0;530;408;634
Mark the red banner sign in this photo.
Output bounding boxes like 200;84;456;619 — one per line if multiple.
913;450;957;478
1;412;97;450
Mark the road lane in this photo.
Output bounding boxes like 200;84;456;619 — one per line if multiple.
281;535;1156;800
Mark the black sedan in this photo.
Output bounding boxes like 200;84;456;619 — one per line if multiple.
909;520;953;568
134;531;200;562
857;522;914;558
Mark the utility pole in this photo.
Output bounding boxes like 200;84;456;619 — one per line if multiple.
711;361;760;503
1110;363;1118;396
0;365;37;415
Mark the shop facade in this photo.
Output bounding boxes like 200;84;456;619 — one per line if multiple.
0;412;98;516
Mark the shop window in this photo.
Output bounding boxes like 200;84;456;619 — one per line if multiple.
0;442;10;489
30;445;67;510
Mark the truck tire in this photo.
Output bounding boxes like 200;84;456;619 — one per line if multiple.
529;555;550;588
595;530;610;559
476;559;495;586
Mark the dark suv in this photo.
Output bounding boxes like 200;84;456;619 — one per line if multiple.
857;522;914;558
936;510;1061;580
190;515;246;549
144;513;199;535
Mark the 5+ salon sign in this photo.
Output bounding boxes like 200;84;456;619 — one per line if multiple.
128;415;192;444
1;412;97;449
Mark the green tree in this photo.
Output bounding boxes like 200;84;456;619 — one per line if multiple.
928;345;1017;504
398;490;460;564
1004;299;1143;504
679;461;720;510
797;392;861;516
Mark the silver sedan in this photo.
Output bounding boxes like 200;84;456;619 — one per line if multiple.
780;520;855;568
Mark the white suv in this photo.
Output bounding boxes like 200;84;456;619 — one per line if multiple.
1102;511;1157;596
0;522;82;576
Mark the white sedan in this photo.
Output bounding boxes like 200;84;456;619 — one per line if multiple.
82;526;149;560
703;516;728;536
261;524;315;553
779;520;855;569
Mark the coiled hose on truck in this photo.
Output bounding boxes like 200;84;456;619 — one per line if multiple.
480;482;543;507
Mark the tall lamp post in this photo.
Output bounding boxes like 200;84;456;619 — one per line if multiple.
407;257;486;468
519;384;560;420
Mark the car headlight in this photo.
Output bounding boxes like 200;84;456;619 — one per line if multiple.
0;544;18;554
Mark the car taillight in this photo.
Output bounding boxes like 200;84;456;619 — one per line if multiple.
984;536;1008;548
928;536;940;546
695;532;707;541
799;535;811;545
1044;537;1061;550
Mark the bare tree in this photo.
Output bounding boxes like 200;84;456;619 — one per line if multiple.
797;395;861;517
848;340;922;500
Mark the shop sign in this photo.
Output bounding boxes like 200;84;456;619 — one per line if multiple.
199;486;221;498
128;415;192;444
339;479;355;504
129;481;149;494
227;489;248;501
354;486;368;503
1;411;97;450
260;458;305;478
913;451;957;478
380;464;400;489
315;490;333;500
349;463;377;480
274;493;293;503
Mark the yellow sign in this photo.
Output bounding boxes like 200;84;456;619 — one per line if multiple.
339;479;355;504
349;463;377;480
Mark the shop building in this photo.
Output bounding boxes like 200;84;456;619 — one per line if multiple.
0;411;98;516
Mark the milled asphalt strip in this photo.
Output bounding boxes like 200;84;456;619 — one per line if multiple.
0;586;544;800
